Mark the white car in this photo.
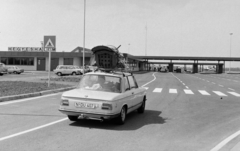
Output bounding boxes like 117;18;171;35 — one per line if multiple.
54;65;83;76
59;71;147;124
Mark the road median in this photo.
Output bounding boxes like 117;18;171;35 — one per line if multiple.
0;86;76;102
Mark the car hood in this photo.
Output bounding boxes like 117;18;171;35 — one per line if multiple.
62;88;122;101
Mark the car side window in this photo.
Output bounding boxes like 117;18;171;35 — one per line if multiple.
127;76;137;89
124;77;130;91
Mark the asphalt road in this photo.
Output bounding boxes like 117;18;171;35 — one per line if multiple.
0;72;240;151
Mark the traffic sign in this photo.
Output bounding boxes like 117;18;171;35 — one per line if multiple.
44;36;56;49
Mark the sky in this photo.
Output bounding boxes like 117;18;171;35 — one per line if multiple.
0;0;240;66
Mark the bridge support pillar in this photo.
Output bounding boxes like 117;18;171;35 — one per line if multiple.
193;64;198;73
168;63;173;72
216;64;223;74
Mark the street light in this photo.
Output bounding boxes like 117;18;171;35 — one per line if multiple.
82;0;86;75
128;43;130;54
229;33;233;73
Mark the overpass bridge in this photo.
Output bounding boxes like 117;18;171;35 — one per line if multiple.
125;55;240;73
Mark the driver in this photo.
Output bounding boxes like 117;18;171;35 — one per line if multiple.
91;75;106;90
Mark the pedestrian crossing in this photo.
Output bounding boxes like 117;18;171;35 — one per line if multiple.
143;87;240;97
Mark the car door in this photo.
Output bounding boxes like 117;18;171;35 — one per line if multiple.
123;76;135;112
127;75;141;109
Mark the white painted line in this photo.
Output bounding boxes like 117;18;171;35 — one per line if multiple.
212;82;216;84
199;90;210;95
184;89;194;94
228;92;240;97
153;88;162;93
210;129;240;151
143;87;149;90
182;83;185;85
206;81;209;82
0;118;68;141
228;88;235;91
233;80;238;82
141;72;156;88
219;85;223;87
169;89;177;93
213;91;227;96
186;86;189;89
0;93;61;106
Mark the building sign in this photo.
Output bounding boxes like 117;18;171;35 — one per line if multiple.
8;47;55;52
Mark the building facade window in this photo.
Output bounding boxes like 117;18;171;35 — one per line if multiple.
0;57;34;65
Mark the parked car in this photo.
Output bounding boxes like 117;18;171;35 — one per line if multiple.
59;71;147;124
6;66;24;74
53;65;83;76
0;63;8;76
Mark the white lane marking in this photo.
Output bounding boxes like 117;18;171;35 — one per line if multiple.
141;72;156;88
0;93;61;106
0;118;68;142
182;83;185;85
169;89;177;93
212;82;216;84
206;81;210;82
213;91;227;96
228;88;235;91
143;87;149;90
186;86;189;89
228;92;240;97
219;85;223;87
184;89;194;94
153;88;162;93
210;130;240;151
198;90;210;95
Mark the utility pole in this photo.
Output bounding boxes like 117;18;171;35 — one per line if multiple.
229;33;233;73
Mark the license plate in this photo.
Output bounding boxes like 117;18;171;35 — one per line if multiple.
75;102;96;109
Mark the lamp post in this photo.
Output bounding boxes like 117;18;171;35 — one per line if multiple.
128;43;130;54
229;33;233;73
82;0;86;75
145;23;147;56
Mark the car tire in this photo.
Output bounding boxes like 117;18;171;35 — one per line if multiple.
68;115;78;121
138;97;146;114
116;106;127;125
13;71;17;74
57;72;62;76
72;72;76;76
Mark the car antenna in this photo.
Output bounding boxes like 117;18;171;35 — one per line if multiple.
117;45;121;49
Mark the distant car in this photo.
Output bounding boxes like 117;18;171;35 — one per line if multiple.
0;63;8;76
53;65;83;76
6;66;24;74
59;71;147;124
160;66;168;72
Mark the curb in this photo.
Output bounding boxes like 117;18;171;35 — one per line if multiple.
0;86;76;102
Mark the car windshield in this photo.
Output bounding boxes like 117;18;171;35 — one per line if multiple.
78;74;121;93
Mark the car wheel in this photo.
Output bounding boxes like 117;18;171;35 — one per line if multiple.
72;72;76;76
116;106;127;125
57;72;62;76
68;115;78;121
13;71;17;74
138;97;146;114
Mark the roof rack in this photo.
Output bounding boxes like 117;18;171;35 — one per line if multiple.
94;67;132;77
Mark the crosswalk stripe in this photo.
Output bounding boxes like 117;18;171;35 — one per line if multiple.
153;88;162;93
143;87;148;90
169;89;177;93
213;91;227;96
198;90;210;95
184;89;194;94
228;92;240;97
